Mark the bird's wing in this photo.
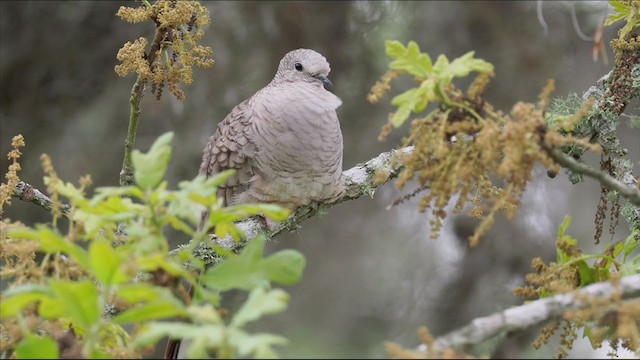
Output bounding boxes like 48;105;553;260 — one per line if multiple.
199;99;257;208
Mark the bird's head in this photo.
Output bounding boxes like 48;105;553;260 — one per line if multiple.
276;49;333;91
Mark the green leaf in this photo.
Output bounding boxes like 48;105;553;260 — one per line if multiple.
231;331;288;359
167;216;195;235
620;254;640;276
556;216;576;264
390;103;413;127
75;195;144;236
137;253;194;281
89;186;144;205
90;350;111;359
132;132;174;190
622;231;639;258
8;226;90;269
115;284;186;305
610;0;630;13
214;203;290;222
114;284;187;323
186;337;212;359
612;241;625;258
388;41;432;78
84;193;145;217
202;236;305;291
604;1;630;26
432;54;449;74
90;240;128;286
444;51;494;80
14;335;59;359
49;280;99;329
133;322;224;350
385;40;405;58
187;304;222;325
583;325;599;348
202;238;267;291
214;222;244;241
604;11;627;26
37;296;66;319
414;78;437;113
231;288;290;328
557;215;572;237
575;260;597;286
193;286;221;307
251;203;291;221
115;300;187;324
175;171;235;209
261;250;306;286
100;322;132;352
54;181;87;204
0;285;53;317
390;88;419;127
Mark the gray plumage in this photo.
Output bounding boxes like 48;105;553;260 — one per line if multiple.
199;49;344;212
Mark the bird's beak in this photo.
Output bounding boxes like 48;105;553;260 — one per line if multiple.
314;74;333;91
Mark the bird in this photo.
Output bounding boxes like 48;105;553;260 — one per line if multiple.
164;48;344;359
199;48;344;212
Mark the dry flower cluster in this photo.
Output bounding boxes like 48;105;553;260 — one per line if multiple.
0;135;24;218
515;251;639;358
0;138;99;355
115;0;214;100
371;72;599;246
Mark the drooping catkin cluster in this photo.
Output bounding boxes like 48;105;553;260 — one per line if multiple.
115;0;214;100
515;248;640;357
371;71;600;246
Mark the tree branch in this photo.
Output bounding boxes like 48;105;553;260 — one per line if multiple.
576;47;640;229
414;274;640;354
119;27;166;187
546;148;640;207
11;181;70;216
178;146;414;257
119;77;146;187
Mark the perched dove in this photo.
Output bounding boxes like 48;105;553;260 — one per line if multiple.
199;48;344;212
164;48;344;360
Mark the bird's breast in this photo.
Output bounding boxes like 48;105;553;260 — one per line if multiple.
251;85;343;175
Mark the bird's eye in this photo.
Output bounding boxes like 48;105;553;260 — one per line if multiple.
294;63;303;71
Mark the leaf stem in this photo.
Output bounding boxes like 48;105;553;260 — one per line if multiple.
559;253;621;270
449;100;485;124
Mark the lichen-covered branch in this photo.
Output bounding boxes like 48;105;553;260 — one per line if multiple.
575;46;640;231
180;146;414;257
413;274;640;354
11;181;71;216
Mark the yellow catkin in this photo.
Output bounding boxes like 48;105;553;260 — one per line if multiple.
0;135;25;214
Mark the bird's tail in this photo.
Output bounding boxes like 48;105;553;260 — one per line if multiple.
164;208;210;359
163;284;195;359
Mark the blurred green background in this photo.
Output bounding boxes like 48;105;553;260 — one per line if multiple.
1;1;637;358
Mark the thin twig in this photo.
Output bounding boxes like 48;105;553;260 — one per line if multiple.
11;181;71;216
570;3;594;42
119;77;146;187
536;1;548;36
546;147;640;206
119;27;166;187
